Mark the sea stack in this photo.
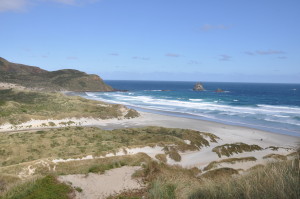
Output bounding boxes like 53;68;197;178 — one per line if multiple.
215;88;224;92
193;82;204;91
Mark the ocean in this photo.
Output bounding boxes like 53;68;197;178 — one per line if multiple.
79;80;300;137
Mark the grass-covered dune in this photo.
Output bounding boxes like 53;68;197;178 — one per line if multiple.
0;89;139;125
0;125;298;198
0;126;217;167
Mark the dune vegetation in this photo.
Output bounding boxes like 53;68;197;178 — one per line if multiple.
0;125;299;198
0;89;139;125
0;89;299;199
0;126;217;167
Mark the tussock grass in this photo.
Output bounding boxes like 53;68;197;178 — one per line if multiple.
155;154;167;163
247;164;265;171
148;179;176;199
190;160;300;199
201;168;239;179
0;89;138;125
203;157;257;171
0;153;151;196
163;146;182;162
133;161;202;199
88;161;127;174
0;126;216;167
0;175;72;199
47;153;150;176
212;143;263;158
263;153;287;161
107;188;147;199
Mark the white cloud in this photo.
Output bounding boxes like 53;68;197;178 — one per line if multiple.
0;0;27;12
0;0;99;12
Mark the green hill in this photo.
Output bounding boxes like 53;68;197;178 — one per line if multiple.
0;57;114;91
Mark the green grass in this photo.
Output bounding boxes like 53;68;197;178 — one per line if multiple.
212;143;263;158
0;175;72;199
0;89;139;125
148;179;176;199
88;161;127;174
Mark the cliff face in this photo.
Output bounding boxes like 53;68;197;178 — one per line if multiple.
0;57;114;91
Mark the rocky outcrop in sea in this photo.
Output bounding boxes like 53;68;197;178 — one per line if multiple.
193;82;204;91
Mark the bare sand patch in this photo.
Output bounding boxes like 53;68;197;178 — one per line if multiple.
58;166;143;199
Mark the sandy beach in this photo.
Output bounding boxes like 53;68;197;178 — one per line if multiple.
1;111;297;147
2;110;298;169
1;109;299;198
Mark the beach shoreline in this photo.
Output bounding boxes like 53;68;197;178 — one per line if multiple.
1;110;298;148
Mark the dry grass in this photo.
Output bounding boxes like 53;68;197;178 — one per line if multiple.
203;157;257;171
263;153;287;161
0;89;139;125
190;159;300;199
201;168;239;179
0;126;217;167
0;126;219;196
155;154;167;163
212;143;263;158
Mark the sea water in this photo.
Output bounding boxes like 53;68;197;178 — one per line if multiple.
79;81;300;137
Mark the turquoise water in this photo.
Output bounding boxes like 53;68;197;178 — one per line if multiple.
80;81;300;137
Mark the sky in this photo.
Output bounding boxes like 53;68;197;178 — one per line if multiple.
0;0;300;83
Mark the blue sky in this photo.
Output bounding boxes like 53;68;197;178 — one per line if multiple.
1;0;300;83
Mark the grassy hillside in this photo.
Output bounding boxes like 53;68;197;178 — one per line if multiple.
0;57;113;91
0;89;139;125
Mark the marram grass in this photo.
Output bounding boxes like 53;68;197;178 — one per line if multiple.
189;160;300;199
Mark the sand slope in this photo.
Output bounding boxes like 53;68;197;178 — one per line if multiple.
58;166;143;199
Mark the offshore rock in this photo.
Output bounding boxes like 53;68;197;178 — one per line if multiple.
193;82;204;91
215;88;224;92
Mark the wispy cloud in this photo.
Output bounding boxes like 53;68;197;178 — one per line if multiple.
245;49;285;56
256;50;285;55
219;54;231;61
109;53;119;56
244;51;255;56
201;24;231;31
0;0;27;12
132;56;150;61
0;0;99;12
188;60;199;65
165;53;180;58
52;0;76;5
